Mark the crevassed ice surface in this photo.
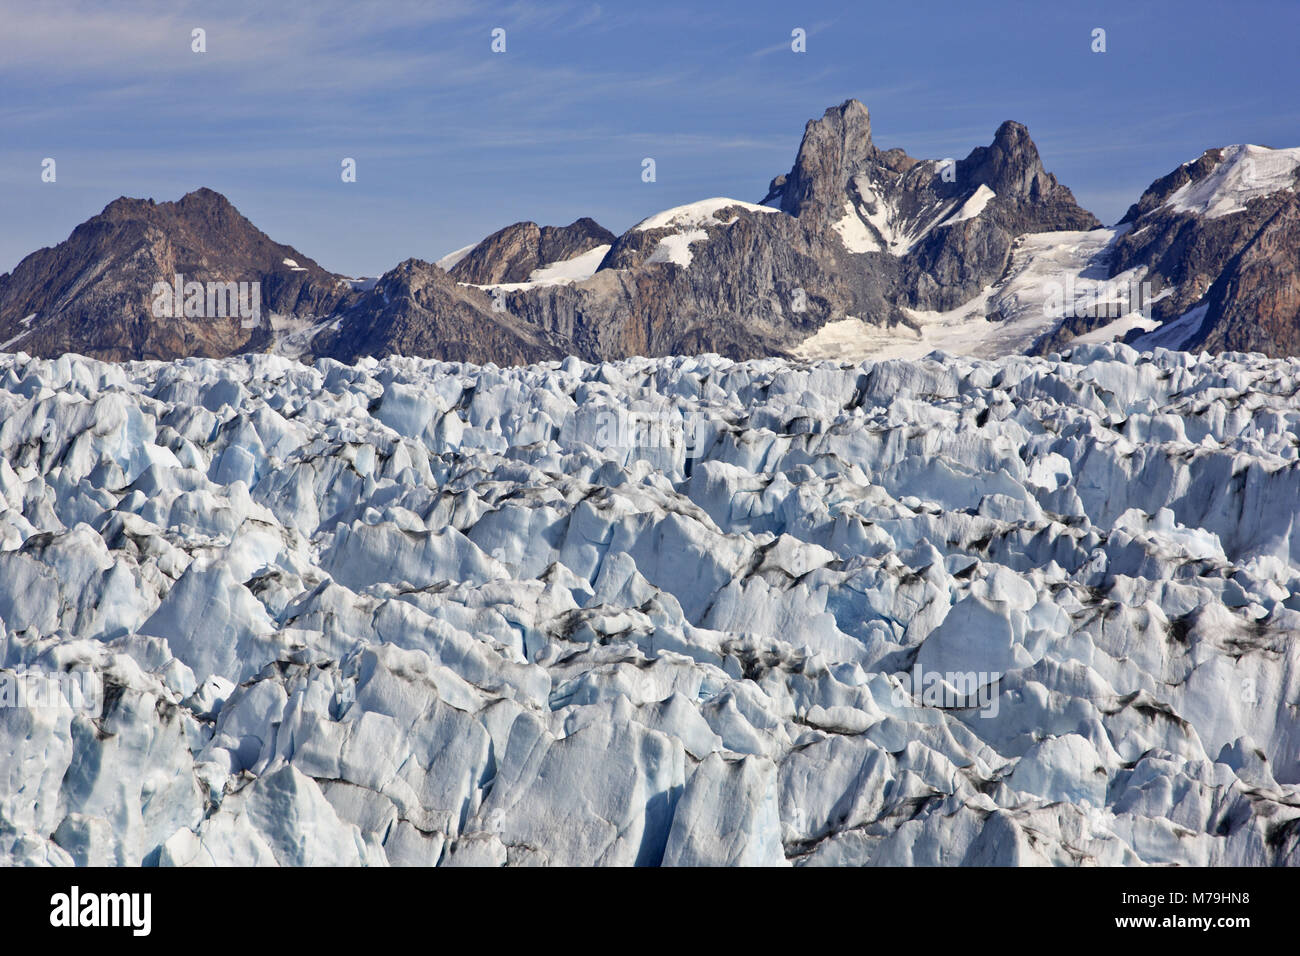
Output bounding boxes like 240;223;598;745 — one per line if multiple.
1;343;1299;867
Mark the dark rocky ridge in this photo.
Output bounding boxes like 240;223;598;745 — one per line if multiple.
317;259;566;365
1196;195;1300;354
498;211;847;362
0;188;352;361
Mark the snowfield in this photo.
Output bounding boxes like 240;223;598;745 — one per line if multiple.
2;342;1300;867
795;227;1157;364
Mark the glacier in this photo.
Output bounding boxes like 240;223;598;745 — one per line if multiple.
1;341;1299;866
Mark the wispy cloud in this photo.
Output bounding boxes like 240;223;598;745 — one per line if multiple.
1;0;1295;276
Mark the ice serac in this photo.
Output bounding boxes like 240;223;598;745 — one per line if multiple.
1;343;1300;866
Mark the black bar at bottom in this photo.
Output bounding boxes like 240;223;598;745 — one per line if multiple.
0;864;1290;944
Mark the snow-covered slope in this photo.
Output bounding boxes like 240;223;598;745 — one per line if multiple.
435;243;477;272
2;345;1300;867
629;198;782;270
467;245;612;292
832;170;998;257
1164;144;1300;219
634;197;780;232
795;226;1153;362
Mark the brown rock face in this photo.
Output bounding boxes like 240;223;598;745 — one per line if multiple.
502;212;843;361
1197;196;1300;356
960;122;1084;213
776;99;879;227
0;188;353;362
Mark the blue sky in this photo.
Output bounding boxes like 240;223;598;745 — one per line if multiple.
2;0;1298;277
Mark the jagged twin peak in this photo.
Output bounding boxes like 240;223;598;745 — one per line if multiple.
788;106;1300;363
762;99;1098;255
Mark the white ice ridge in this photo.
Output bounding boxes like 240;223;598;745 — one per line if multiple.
2;343;1300;867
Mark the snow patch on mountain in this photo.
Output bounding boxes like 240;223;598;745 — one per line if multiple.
1132;304;1211;352
941;184;997;227
839;170;981;257
647;230;709;268
626;198;780;269
527;244;610;282
269;315;341;361
0;315;38;352
1072;313;1160;345
435;243;478;272
832;202;881;253
469;245;613;292
634;197;779;232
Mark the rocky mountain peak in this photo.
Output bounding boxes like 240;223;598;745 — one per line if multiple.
95;188;244;235
958;120;1058;202
1107;144;1300;354
776;98;877;221
171;186;244;227
98;195;158;222
0;188;350;362
1119;145;1300;225
317;255;563;366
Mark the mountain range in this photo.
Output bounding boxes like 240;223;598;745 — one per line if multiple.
3;99;1299;365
